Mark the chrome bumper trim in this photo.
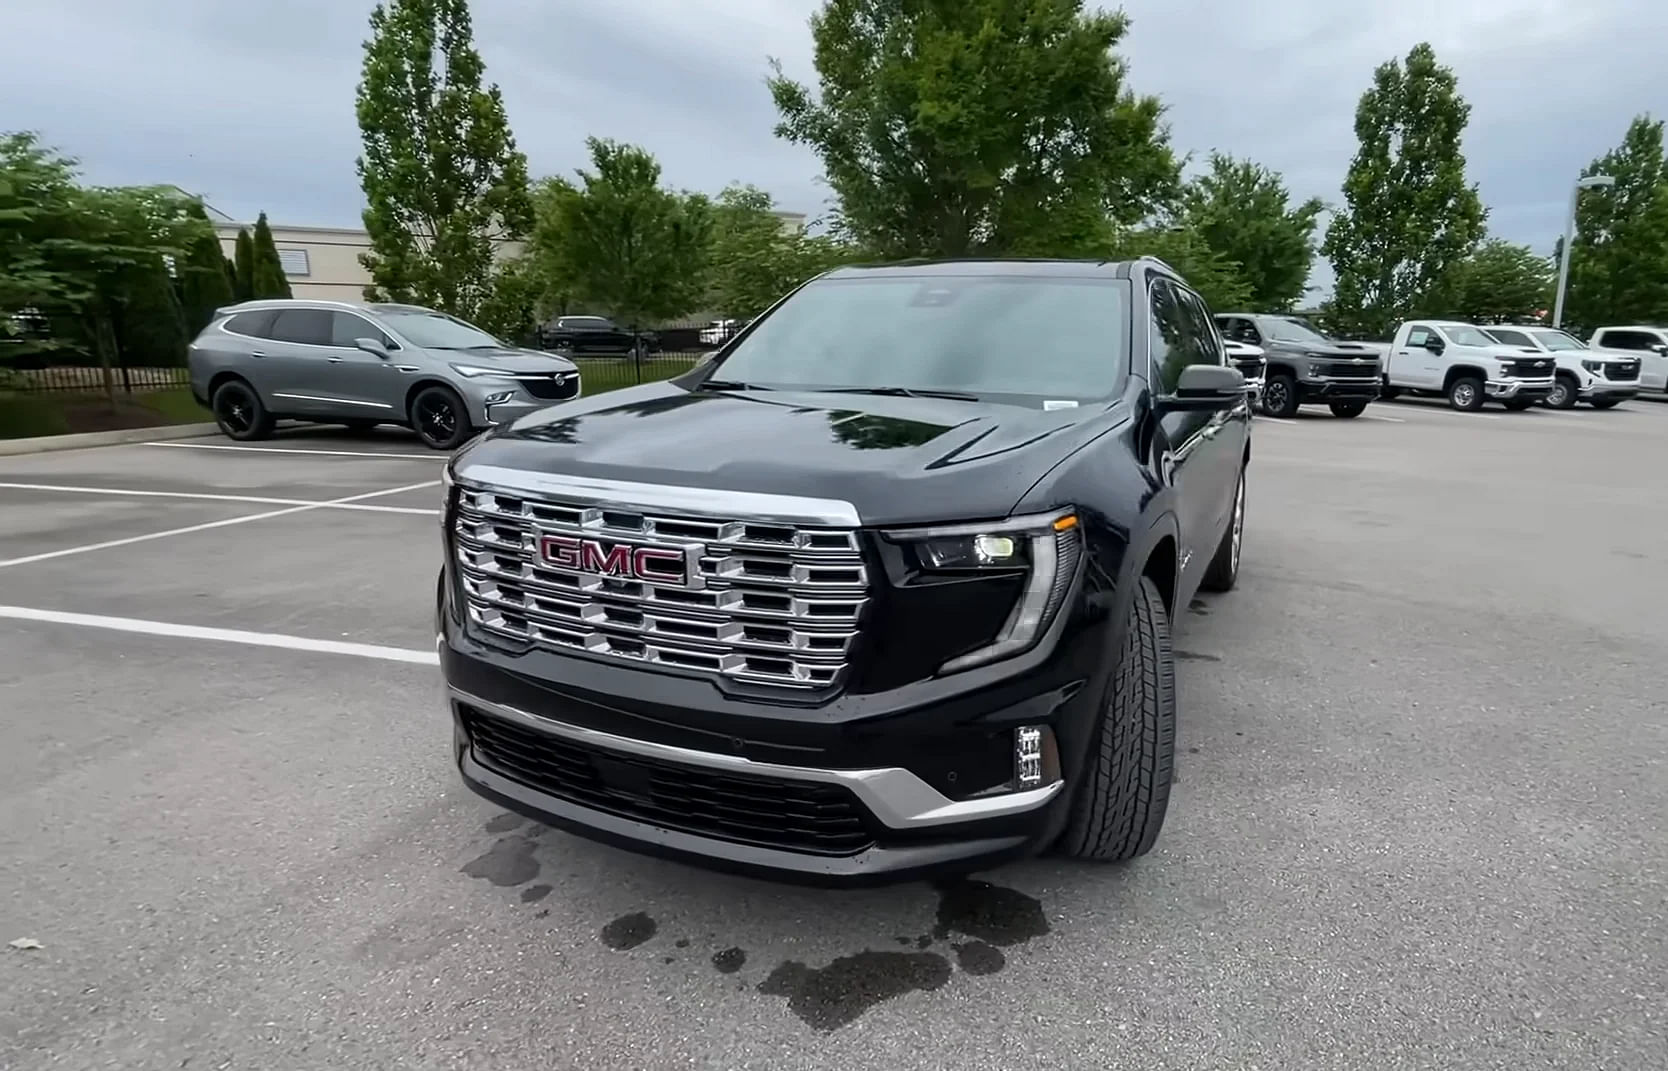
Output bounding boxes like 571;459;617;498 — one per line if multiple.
449;687;1064;829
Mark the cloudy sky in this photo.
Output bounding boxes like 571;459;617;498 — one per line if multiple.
4;0;1663;263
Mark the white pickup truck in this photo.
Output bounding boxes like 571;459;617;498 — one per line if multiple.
1481;325;1639;409
1380;320;1557;412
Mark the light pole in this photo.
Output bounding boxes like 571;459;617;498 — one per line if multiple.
1552;174;1615;328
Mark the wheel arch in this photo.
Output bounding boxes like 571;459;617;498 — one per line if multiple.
1442;364;1488;391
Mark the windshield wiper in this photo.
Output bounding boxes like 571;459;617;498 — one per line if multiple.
819;386;981;401
696;379;772;392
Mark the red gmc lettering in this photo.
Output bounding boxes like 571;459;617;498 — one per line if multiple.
539;534;582;569
632;547;685;579
539;535;684;583
579;541;633;575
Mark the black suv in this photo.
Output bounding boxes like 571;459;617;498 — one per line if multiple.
438;258;1251;884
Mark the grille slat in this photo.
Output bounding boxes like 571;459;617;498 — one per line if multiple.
454;487;869;689
462;706;876;854
1605;361;1640;382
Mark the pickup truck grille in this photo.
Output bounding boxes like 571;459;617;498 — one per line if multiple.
452;486;869;689
1322;360;1379;378
1604;361;1640;381
1508;358;1555;377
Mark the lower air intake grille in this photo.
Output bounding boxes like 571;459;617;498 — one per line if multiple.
460;704;877;856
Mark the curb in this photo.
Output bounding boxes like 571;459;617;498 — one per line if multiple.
0;422;220;457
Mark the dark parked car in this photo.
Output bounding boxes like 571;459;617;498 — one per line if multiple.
539;316;657;358
1215;312;1383;418
438;257;1251;884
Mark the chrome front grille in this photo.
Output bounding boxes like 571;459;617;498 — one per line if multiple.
452;485;869;689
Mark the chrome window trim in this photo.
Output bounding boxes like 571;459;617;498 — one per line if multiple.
450;688;1062;829
272;392;394;410
452;464;861;527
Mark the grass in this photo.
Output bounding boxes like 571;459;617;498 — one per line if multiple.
0;387;212;440
578;354;703;395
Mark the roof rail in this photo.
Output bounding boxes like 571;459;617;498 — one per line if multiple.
1134;255;1180;277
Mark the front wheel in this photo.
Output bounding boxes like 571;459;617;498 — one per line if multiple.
1199;467;1244;593
1544;376;1578;410
1329;400;1368;418
1590;397;1622;410
211;379;274;441
1053;574;1176;863
1502;398;1536;411
1261;373;1299;418
409;385;473;450
1447;376;1485;411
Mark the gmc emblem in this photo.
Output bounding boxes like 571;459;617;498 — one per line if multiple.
539;534;688;586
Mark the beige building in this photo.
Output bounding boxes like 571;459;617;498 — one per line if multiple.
202;200;806;305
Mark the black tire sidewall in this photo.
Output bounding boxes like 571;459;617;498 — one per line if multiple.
1329;401;1367;418
1262;374;1299;418
409;386;471;450
1545;376;1578;409
1448;378;1484;411
212;380;268;440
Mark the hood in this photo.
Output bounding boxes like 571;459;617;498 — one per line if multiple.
1264;339;1381;359
431;345;577;374
452;383;1119;527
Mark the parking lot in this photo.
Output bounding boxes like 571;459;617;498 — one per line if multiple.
3;398;1666;1070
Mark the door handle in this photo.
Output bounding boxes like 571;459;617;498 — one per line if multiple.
250;350;268;358
327;357;345;364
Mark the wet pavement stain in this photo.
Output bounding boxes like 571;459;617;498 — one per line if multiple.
519;883;552;904
1187;598;1211;616
483;812;527;834
460;837;539;887
600;912;657;951
675;938;691;949
952;941;1005;976
758;951;952;1031
932;878;1050;947
712;947;747;974
1175;649;1221;662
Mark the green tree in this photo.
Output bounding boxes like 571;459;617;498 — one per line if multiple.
768;0;1178;259
707;185;856;319
355;0;533;319
1440;238;1552;324
249;211;292;298
233;228;255;301
1322;42;1486;338
1560;115;1668;334
1178;153;1324;310
526;139;711;333
114;253;189;366
1106;225;1253;314
178;202;236;333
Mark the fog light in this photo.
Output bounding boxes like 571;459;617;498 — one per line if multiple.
1015;726;1044;788
484;390;515;404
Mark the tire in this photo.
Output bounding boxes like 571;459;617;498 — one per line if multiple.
1502;397;1536;411
1447;376;1485;411
1590;397;1621;410
1380;380;1402;401
409;385;473;450
1199;466;1244;593
211;379;274;441
1544;375;1578;410
1329;400;1368;418
1260;373;1299;418
1054;574;1176;863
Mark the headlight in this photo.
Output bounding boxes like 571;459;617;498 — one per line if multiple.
1582;359;1602;372
450;364;510;379
888;509;1084;674
1495;364;1515;377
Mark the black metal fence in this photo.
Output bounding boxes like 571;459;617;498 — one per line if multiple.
0;356;190;395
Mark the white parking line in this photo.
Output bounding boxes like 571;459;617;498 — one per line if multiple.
1258;417;1298;425
142;441;447;461
0;482;439;516
0;606;439;665
0;480;440;569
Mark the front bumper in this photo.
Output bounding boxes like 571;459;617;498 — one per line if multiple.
1297;377;1380;402
482;399;550;427
1580;380;1639;401
1485;378;1554;400
440;629;1091;885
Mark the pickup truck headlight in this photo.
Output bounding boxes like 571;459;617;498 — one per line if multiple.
888;509;1084;673
1582;359;1602;372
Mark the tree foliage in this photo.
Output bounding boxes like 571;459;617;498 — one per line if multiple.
1106;226;1253;314
1323;42;1486;338
1178;153;1323;310
1439;238;1551;324
233;228;255;302
249;211;292;299
355;0;532;319
178;202;235;334
113;253;189;366
525;139;711;330
768;0;1177;259
1560;114;1668;333
707;186;856;319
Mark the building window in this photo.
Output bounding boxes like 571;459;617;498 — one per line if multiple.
278;248;311;277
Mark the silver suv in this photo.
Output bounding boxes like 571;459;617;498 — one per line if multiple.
187;300;582;449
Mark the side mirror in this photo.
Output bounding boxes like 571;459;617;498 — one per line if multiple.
1424;337;1446;354
355;336;391;359
1653;344;1668;356
1160;364;1246;411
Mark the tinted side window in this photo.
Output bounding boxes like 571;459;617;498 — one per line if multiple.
1148;280;1210;393
268;308;332;346
1176;288;1224;365
329;313;393;348
1600;330;1660;351
1490;329;1532;346
222;310;275;338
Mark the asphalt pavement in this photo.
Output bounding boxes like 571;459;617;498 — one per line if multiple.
1;403;1665;1070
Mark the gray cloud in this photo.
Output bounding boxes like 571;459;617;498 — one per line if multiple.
3;0;1662;264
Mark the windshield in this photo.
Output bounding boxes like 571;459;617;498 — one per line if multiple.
709;275;1129;401
1443;325;1498;347
1262;317;1332;344
1531;329;1587;351
380;311;501;349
